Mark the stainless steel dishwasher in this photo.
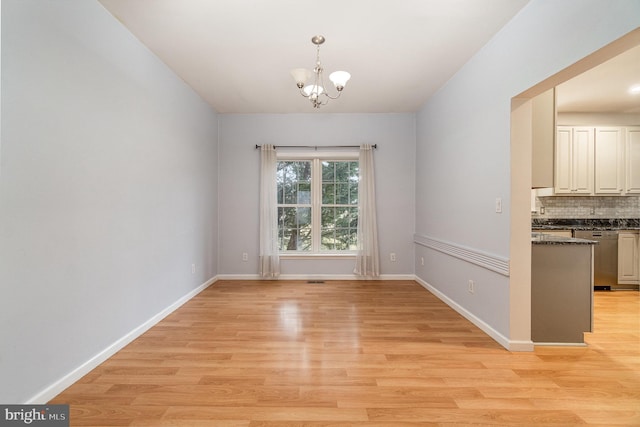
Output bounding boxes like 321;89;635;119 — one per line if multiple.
574;230;618;290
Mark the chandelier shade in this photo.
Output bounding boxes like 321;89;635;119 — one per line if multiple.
329;71;351;90
303;84;324;97
290;35;350;108
290;68;312;87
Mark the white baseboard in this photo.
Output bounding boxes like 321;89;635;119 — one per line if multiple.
378;274;416;281
413;276;533;352
508;340;536;351
26;276;218;404
216;274;416;281
216;274;262;280
533;342;587;347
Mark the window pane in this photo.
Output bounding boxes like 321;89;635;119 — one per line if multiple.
276;162;287;204
298;182;311;204
322;183;335;204
283;162;296;204
334;228;351;250
297;162;312;182
278;207;296;249
348;207;358;228
298;207;311;226
350;162;360;180
285;186;297;204
321;230;335;251
277;161;311;205
278;206;311;251
349;181;358;205
335;207;350;227
335;162;350;182
322;206;355;226
336;183;349;204
348;162;359;206
320;207;358;251
319;161;359;251
348;229;358;250
277;160;311;252
321;207;334;226
322;161;334;182
298;226;312;251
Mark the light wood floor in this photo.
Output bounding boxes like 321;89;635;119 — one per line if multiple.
51;280;640;426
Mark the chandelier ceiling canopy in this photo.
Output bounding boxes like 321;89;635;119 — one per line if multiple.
290;35;351;109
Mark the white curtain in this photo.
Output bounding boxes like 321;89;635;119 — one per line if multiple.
354;144;380;277
259;144;280;278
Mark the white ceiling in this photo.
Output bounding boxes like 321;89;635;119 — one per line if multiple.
98;0;530;113
556;44;640;114
98;0;640;115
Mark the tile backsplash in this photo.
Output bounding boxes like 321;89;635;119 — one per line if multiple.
533;196;640;219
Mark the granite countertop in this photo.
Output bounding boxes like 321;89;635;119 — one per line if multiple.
532;218;640;230
531;232;598;245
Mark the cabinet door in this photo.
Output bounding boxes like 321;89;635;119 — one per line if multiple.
555;127;594;194
626;127;640;194
618;232;639;284
594;127;624;194
572;127;594;194
554;127;573;194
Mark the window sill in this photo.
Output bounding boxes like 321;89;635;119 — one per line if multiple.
279;253;357;260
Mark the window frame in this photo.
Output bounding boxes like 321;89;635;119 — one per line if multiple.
276;151;359;258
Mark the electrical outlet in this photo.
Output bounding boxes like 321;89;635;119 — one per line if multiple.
421;257;424;266
390;253;397;262
242;252;248;262
468;280;475;293
191;263;196;274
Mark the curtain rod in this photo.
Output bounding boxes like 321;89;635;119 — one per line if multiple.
255;144;377;149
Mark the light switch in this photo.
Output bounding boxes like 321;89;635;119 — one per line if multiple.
495;197;502;213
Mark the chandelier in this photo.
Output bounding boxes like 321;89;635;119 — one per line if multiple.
290;35;351;109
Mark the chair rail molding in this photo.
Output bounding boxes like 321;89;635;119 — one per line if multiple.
414;233;510;277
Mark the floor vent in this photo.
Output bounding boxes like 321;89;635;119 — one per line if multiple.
307;280;325;284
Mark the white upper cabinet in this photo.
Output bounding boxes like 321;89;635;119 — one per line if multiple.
626;126;640;194
555;126;594;194
555;126;640;196
594;127;624;194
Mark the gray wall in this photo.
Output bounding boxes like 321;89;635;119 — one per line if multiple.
218;114;415;277
415;0;640;341
0;0;218;402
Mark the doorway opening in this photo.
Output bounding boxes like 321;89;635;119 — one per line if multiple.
509;28;640;347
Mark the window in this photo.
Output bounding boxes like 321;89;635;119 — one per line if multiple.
277;156;359;253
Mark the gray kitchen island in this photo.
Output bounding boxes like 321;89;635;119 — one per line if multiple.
531;233;597;345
